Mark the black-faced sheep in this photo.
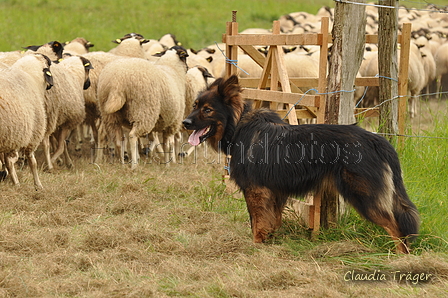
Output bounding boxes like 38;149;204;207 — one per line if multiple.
98;46;188;168
0;54;53;189
23;41;64;61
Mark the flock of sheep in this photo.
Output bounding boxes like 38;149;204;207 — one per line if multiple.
0;33;215;189
0;4;447;189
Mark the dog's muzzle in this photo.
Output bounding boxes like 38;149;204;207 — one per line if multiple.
182;118;193;130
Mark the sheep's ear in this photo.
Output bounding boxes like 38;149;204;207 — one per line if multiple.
140;39;150;45
49;41;64;59
23;45;42;51
112;39;122;44
80;56;94;70
43;68;54;90
198;66;213;79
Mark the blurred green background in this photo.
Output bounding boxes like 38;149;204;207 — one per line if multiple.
0;0;338;52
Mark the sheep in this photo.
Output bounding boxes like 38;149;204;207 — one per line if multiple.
63;37;94;55
81;51;119;154
23;41;64;61
159;33;180;48
219;53;263;78
186;49;213;70
434;42;448;96
97;46;188;169
41;55;93;171
108;33;149;58
0;53;53;189
0;51;23;66
359;42;426;117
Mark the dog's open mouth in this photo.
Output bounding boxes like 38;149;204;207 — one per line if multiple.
188;126;212;146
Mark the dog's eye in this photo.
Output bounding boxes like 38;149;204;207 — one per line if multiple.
192;103;197;109
204;108;212;113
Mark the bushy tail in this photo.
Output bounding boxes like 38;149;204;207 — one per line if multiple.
392;171;420;243
394;194;420;243
101;92;126;114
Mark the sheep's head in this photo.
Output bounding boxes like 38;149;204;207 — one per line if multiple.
112;33;150;45
65;37;95;51
23;41;64;61
171;45;189;63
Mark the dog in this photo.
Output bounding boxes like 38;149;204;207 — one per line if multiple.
183;75;420;253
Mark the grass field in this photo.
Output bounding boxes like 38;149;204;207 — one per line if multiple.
1;0;448;296
0;101;446;297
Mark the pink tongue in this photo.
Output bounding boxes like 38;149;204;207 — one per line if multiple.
188;127;208;146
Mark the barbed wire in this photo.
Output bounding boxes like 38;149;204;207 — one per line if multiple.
215;42;250;76
355;90;448;116
373;132;448;140
333;0;448;13
280;86;447;140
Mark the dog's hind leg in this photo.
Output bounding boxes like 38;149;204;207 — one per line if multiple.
339;167;412;253
243;186;284;243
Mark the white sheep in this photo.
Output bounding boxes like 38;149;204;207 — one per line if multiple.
98;46;188;168
81;51;119;154
0;54;53;189
434;42;448;96
0;51;23;66
63;37;94;55
108;33;149;58
41;55;93;171
359;43;426;117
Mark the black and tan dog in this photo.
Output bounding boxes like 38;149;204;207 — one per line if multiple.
183;75;419;253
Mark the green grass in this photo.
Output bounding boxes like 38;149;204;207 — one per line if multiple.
0;0;334;52
2;0;446;53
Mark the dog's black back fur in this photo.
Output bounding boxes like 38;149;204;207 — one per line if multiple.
183;75;420;253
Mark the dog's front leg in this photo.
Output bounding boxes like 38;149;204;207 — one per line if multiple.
244;186;279;243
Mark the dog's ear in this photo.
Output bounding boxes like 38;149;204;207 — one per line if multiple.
216;75;245;123
217;75;242;104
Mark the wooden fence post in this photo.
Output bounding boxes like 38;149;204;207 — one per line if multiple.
378;0;399;140
321;0;366;228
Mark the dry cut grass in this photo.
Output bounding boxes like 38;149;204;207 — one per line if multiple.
0;98;447;297
0;152;447;297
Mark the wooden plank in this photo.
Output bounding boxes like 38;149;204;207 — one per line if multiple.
225;33;321;46
240;77;379;88
240;78;318;88
398;23;411;144
317;17;329;123
242;88;318;106
365;34;378;43
354;77;380;86
274;43;299;125
276;109;317;119
239;45;266;67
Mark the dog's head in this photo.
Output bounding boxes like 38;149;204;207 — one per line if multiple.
183;75;245;151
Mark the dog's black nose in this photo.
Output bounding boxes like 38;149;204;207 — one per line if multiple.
182;118;193;129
